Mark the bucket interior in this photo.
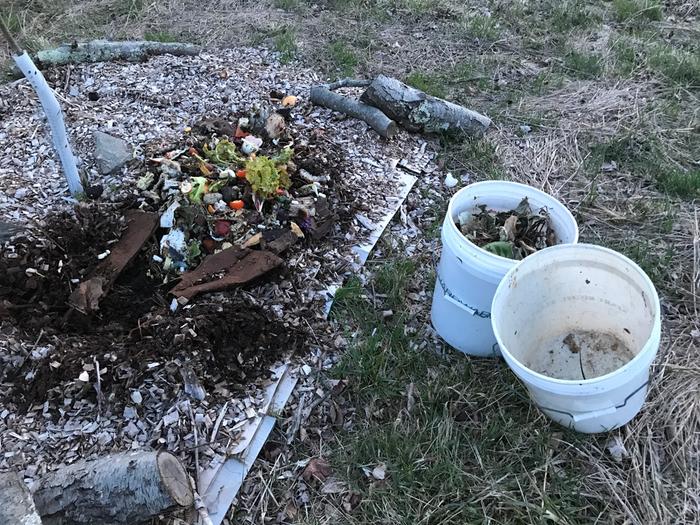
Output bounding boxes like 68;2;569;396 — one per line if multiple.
493;247;658;380
450;186;578;246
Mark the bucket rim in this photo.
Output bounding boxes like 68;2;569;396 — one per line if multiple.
445;180;580;267
491;243;662;388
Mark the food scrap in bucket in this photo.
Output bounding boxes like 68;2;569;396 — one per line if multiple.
457;197;555;260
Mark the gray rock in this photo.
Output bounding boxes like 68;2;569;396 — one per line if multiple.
94;131;132;174
203;192;223;205
13;188;28;199
124;421;140;438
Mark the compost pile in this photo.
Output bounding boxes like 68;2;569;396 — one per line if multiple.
458;197;555;260
0;49;445;519
140;101;337;291
0;107;357;473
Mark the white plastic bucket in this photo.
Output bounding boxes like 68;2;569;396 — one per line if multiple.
491;244;661;433
430;181;579;356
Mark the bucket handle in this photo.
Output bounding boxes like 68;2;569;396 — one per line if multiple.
536;381;648;424
571;406;617;423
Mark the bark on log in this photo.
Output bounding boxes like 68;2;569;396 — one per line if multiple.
35;40;200;67
310;86;397;138
360;74;491;136
32;450;193;525
0;472;43;525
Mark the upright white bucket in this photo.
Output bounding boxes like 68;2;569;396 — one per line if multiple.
431;181;579;356
491;244;661;433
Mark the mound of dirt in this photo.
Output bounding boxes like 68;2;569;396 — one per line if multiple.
0;206;306;414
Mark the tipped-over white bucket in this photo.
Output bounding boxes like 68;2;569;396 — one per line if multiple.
491;244;661;433
431;181;579;356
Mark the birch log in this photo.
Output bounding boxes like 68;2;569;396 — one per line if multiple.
360;74;491;136
0;472;43;525
32;451;193;525
310;86;397;138
35;40;200;66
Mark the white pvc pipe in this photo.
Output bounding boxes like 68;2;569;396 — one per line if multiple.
13;52;83;196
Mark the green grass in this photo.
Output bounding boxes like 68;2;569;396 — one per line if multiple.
605;238;675;288
587;134;699;198
328;41;359;78
273;27;297;63
329;256;603;524
404;71;447;98
612;0;663;23
274;0;301;9
528;70;566;95
463;14;500;40
403;59;491;102
563;50;603;79
648;45;700;85
612;37;644;75
0;8;24;34
144;31;177;43
397;0;434;14
551;0;599;32
113;0;145;18
441;136;507;181
658;170;700;198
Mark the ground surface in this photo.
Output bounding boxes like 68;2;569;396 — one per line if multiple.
1;1;699;524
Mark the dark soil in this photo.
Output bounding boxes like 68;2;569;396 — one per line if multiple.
0;128;354;415
0;205;306;414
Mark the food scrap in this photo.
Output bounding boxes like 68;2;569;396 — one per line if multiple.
457;197;556;260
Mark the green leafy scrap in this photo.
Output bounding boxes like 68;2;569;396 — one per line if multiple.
483;241;514;258
272;146;294;165
188;177;208;204
245;155;291;198
204;138;244;167
208;179;228;193
186;240;202;264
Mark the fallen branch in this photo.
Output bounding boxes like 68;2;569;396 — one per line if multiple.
0;472;43;525
31;450;193;525
35;40;201;67
326;78;372;90
69;211;158;313
309;86;397;139
360;75;491;135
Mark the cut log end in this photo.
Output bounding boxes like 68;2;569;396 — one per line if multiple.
32;450;194;524
157;451;194;507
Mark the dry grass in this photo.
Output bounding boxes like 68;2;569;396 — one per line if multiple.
487;32;699;522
